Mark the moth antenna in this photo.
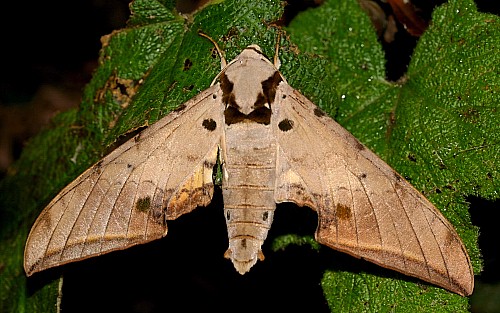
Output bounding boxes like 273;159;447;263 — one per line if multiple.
273;32;281;69
198;31;227;69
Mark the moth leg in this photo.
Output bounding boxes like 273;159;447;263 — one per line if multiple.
198;31;227;69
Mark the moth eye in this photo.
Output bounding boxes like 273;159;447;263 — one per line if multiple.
226;210;231;221
262;211;269;222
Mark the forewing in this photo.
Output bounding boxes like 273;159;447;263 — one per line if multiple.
25;85;223;276
273;83;473;296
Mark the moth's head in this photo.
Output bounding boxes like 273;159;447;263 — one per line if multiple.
220;45;282;122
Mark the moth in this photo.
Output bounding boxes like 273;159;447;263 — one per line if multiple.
24;34;473;296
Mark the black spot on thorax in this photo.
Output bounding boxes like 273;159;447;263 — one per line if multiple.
223;103;272;126
220;73;237;109
221;71;280;126
256;71;282;108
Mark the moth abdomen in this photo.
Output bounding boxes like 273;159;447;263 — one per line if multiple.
221;118;277;273
223;203;274;274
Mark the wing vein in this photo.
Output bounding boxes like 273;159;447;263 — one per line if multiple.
42;184;80;263
392;181;431;278
57;169;108;260
416;194;452;283
124;162;147;240
353;169;383;252
97;163;136;253
345;168;360;247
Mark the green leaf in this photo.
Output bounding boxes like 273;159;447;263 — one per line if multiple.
1;0;496;311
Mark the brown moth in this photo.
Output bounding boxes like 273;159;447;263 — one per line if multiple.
24;35;474;296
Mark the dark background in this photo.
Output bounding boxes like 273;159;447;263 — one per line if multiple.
1;1;498;312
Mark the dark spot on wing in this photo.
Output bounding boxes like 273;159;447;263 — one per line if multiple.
183;59;192;71
444;229;456;248
359;173;367;179
202;118;217;131
314;107;326;117
278;119;294;132
203;160;215;169
38;214;53;236
174;104;187;112
136;197;152;212
94;160;104;175
166;181;215;220
335;203;352;220
355;140;365;151
394;172;403;182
